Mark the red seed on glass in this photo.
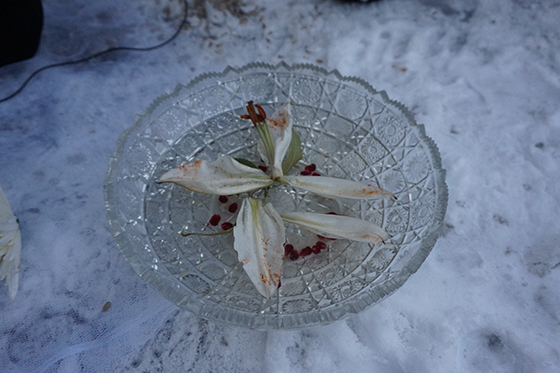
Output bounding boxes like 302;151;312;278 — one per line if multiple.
289;250;300;261
209;214;221;226
300;246;312;257
305;163;316;172
311;172;321;176
228;202;238;213
316;241;327;250
258;165;268;172
317;235;326;240
326;211;337;215
312;245;321;254
300;170;311;176
219;195;229;203
284;244;294;256
221;222;233;230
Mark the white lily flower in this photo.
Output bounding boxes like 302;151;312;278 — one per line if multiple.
161;101;395;298
281;212;388;244
0;185;21;300
233;197;285;299
158;155;274;195
280;175;396;200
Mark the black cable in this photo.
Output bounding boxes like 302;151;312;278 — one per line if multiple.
0;0;188;103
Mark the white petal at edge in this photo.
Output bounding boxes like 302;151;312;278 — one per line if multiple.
158;155;274;195
0;230;21;300
233;198;285;299
257;102;293;178
0;185;21;300
281;175;395;200
281;212;388;244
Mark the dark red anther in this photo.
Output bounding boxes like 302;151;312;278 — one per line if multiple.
300;170;311;176
305;163;316;172
289;250;300;261
312;245;321;254
316;241;327;250
209;214;221;226
244;101;266;124
311;172;321;176
228;202;238;213
277;279;281;289
255;104;267;120
258;165;268;172
240;114;251;119
219;195;229;203
284;243;294;256
300;246;312;257
221;222;233;230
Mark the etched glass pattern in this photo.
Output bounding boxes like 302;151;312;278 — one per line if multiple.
104;62;448;329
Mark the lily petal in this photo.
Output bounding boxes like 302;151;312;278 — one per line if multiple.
0;185;21;300
281;212;388;244
257;102;293;179
233;198;285;299
281;175;395;200
158;155;274;195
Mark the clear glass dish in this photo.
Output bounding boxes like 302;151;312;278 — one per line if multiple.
103;62;448;329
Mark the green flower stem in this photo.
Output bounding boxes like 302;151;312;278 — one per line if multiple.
255;121;275;170
181;227;233;237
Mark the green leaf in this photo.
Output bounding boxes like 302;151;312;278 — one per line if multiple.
234;158;258;169
282;129;303;175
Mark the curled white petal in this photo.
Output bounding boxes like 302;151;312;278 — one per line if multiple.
257;102;293;178
233;198;285;299
281;212;388;244
158;155;274;195
281;175;395;200
0;185;21;300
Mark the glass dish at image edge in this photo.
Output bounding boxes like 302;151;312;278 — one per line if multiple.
103;62;448;330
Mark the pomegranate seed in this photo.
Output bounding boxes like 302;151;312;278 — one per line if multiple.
317;235;325;240
284;244;294;256
305;163;316;172
258;165;268;172
311;172;321;176
209;214;221;226
312;245;321;254
326;211;337;215
300;246;312;257
289;250;300;261
219;195;228;203
316;241;327;250
228;202;238;213
277;279;281;289
300;170;311;176
221;222;233;230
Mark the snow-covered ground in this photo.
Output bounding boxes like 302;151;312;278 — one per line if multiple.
1;0;559;372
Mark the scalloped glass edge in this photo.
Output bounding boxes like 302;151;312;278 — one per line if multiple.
103;61;449;330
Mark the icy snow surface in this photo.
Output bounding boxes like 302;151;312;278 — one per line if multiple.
1;0;560;372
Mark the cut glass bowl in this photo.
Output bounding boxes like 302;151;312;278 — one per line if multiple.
103;62;448;329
